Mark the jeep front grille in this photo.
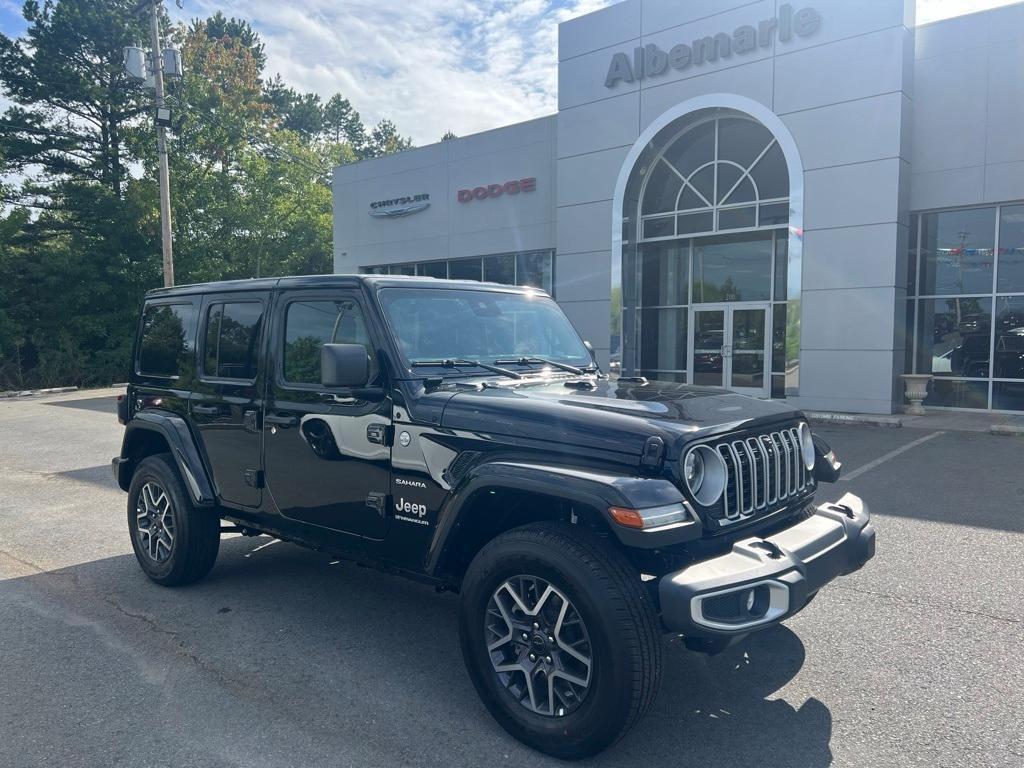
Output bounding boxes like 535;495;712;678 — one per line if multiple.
715;428;811;522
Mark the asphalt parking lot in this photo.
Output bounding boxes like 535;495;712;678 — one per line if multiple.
1;388;1021;768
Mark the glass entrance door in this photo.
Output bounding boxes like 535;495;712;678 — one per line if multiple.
689;304;769;397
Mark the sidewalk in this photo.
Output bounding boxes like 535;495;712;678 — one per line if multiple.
807;408;1024;435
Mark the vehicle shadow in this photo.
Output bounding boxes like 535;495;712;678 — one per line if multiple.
1;537;832;768
603;628;832;768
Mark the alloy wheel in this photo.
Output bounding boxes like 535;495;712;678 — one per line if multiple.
484;575;593;717
135;481;176;563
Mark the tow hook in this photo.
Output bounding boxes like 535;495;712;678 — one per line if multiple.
749;540;784;560
830;503;856;520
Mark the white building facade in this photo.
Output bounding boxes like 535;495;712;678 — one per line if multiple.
334;0;1024;414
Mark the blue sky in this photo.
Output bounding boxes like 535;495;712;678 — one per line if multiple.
0;0;1019;144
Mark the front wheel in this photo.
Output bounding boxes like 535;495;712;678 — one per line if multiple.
459;522;662;759
127;454;220;586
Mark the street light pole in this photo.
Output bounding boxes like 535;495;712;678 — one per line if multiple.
147;0;174;287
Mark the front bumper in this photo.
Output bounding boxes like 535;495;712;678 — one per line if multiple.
659;492;875;637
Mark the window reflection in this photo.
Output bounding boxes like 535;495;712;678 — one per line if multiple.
919;208;995;295
906;203;1024;410
997;205;1024;293
916;297;992;378
138;303;194;378
639;308;687;373
364;251;554;295
639;242;687;306
994;297;1024;379
692;232;772;303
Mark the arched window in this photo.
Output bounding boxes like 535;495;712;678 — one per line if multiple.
637;116;789;241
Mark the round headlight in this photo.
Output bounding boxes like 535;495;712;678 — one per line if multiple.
683;449;704;491
798;422;815;471
683;445;726;507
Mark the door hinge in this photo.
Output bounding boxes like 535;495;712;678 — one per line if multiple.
366;491;387;517
244;469;264;488
366;423;393;446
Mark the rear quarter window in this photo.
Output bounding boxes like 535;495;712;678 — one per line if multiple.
137;302;197;378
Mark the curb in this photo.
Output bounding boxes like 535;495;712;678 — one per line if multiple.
805;411;903;428
989;424;1024;436
0;386;78;399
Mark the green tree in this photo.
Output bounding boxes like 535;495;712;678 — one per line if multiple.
322;93;367;153
264;77;323;138
0;0;413;389
0;0;152;198
366;118;412;158
201;11;266;70
0;0;160;388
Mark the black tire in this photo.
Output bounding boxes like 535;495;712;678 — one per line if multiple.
459;522;661;759
127;453;220;586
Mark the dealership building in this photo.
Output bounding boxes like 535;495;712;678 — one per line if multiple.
333;0;1024;414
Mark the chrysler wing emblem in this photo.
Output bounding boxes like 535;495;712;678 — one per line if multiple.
369;194;431;218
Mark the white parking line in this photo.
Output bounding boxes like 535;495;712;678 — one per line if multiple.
840;431;946;482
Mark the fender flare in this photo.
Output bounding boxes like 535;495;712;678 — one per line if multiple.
114;411;217;506
426;461;693;576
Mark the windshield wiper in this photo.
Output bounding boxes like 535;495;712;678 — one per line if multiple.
411;359;522;379
494;356;588;376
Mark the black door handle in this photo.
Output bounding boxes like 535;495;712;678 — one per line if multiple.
265;414;299;428
192;404;221;415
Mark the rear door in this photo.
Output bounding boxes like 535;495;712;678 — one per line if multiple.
263;289;391;539
190;292;269;509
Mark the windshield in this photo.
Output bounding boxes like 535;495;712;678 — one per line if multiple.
378;288;592;369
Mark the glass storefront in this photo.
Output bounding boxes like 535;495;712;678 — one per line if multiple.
617;110;798;397
364;250;555;295
906;204;1024;410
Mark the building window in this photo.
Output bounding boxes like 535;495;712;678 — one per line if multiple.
362;250;555;295
637;116;790;241
620;111;796;397
906;202;1024;411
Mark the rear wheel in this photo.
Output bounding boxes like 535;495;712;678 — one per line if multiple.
127;454;220;586
459;522;661;759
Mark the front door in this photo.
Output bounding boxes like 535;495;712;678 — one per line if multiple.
262;289;391;540
690;304;770;397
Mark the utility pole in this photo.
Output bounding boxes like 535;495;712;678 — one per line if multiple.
147;0;174;287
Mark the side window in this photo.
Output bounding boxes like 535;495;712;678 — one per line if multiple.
138;302;195;378
203;301;263;380
283;298;370;385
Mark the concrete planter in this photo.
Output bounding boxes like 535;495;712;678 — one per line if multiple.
900;374;933;416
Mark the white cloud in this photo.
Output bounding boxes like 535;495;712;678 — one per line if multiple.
176;0;610;145
64;0;1011;150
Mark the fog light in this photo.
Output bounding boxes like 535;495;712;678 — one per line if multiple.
697;583;782;627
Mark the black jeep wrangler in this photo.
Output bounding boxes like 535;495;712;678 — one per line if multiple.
113;275;874;759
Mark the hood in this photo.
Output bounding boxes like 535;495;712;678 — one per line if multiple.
440;377;801;459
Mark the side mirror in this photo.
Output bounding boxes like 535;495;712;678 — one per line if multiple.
321;343;369;389
812;433;842;483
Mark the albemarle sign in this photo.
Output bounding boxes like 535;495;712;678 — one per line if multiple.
605;4;821;88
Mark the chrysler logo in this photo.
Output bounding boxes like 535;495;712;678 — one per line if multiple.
369;193;430;218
